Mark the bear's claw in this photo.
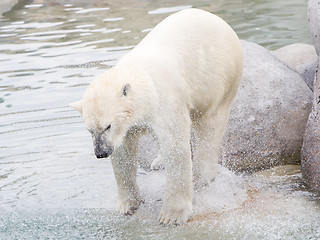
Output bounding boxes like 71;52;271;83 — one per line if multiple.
158;201;192;225
151;156;165;171
116;198;143;216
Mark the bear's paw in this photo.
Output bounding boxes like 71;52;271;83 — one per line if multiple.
116;197;143;216
151;156;165;171
158;199;192;225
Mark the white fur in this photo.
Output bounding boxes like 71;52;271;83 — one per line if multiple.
71;8;243;224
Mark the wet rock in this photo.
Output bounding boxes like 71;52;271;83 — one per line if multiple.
221;40;313;172
271;43;317;91
301;0;320;193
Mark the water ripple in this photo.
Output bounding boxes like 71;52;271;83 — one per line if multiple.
1;21;64;30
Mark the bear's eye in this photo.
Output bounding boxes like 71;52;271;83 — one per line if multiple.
104;124;111;132
121;83;130;97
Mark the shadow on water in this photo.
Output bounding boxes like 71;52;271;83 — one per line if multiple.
0;0;319;239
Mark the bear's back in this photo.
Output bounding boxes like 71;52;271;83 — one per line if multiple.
120;9;243;113
135;9;238;55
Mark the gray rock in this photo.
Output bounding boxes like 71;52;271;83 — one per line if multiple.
296;61;317;91
301;94;320;192
139;41;313;173
271;43;317;69
271;43;317;91
0;0;19;15
301;60;320;192
221;41;313;172
301;0;320;193
308;0;320;55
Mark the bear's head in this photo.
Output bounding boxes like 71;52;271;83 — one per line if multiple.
70;71;135;159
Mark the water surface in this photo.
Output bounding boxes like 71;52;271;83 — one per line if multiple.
0;0;319;239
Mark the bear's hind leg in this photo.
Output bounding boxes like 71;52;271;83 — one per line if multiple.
111;130;143;216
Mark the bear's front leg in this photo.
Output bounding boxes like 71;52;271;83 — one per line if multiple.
111;132;143;215
155;112;193;224
159;153;193;224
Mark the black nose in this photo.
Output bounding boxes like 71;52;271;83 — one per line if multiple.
96;152;109;159
94;145;114;159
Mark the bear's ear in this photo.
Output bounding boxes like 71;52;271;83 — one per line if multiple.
69;100;83;113
121;83;131;97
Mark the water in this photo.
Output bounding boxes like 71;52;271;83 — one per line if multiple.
0;0;319;239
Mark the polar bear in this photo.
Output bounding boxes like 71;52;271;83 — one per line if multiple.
70;8;243;224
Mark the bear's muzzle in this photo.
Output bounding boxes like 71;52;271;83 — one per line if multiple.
93;135;114;158
95;144;114;158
